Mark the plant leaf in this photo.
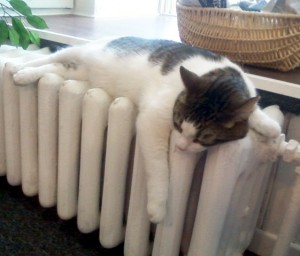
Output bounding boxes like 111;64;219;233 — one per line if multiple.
12;17;30;49
19;36;30;49
0;20;9;45
26;15;48;29
28;30;40;46
9;0;32;17
8;28;20;46
12;17;26;34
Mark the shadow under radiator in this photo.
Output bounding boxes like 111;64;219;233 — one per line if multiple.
0;176;123;256
0;176;258;256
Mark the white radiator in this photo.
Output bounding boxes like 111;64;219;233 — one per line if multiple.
1;46;300;256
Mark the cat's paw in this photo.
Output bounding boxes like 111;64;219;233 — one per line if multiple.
250;107;282;139
265;122;281;138
261;105;284;138
13;67;39;85
6;63;24;74
147;200;166;223
254;117;281;138
252;121;281;139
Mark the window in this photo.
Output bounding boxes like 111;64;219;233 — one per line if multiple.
96;0;160;17
95;0;177;17
158;0;177;15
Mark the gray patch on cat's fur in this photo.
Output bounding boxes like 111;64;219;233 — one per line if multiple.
105;37;167;55
184;67;251;117
63;61;78;70
105;37;223;74
149;43;222;74
206;67;251;99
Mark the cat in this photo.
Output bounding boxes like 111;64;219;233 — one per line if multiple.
12;36;281;223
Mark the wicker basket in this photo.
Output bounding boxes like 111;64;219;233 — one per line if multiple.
176;2;300;71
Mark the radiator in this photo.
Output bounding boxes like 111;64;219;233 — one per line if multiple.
1;46;300;256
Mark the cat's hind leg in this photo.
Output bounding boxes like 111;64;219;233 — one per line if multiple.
14;63;66;85
10;45;80;72
12;45;88;85
13;62;89;85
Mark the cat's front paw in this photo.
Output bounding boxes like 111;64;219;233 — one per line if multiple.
250;107;283;139
147;200;166;224
6;63;24;74
13;67;39;85
253;118;281;139
252;123;281;139
265;122;281;138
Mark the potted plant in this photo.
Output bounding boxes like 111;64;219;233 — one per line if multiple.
0;0;48;49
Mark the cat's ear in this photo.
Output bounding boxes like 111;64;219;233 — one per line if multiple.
180;66;202;93
232;96;260;122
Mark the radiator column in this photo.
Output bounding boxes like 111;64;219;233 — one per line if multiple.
100;97;136;247
38;74;64;207
57;80;89;220
124;136;150;256
77;88;112;233
152;131;203;256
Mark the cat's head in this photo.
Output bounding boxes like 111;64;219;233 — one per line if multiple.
173;66;259;152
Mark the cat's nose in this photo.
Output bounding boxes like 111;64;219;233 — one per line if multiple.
175;137;190;151
175;144;187;151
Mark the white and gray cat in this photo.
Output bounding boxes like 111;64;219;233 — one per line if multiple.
12;37;281;223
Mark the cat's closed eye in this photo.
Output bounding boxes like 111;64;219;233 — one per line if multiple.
195;129;217;145
222;121;235;129
199;132;216;141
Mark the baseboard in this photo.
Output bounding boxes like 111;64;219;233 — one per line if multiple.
249;228;300;256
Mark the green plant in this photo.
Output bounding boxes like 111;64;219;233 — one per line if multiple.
0;0;48;49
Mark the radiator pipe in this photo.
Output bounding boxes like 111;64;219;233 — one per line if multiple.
272;137;300;256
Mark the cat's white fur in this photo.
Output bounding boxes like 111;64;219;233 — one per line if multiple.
176;121;206;152
12;38;281;223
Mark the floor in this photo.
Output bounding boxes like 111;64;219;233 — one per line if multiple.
0;176;258;255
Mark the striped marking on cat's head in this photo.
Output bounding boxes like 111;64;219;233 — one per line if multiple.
173;66;259;150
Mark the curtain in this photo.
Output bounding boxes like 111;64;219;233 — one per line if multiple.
158;0;177;15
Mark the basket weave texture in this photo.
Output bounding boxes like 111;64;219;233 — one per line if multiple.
176;2;300;71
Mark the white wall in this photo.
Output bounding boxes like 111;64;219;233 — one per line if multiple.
95;0;159;17
73;0;96;16
0;0;73;8
25;0;73;8
0;0;74;15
